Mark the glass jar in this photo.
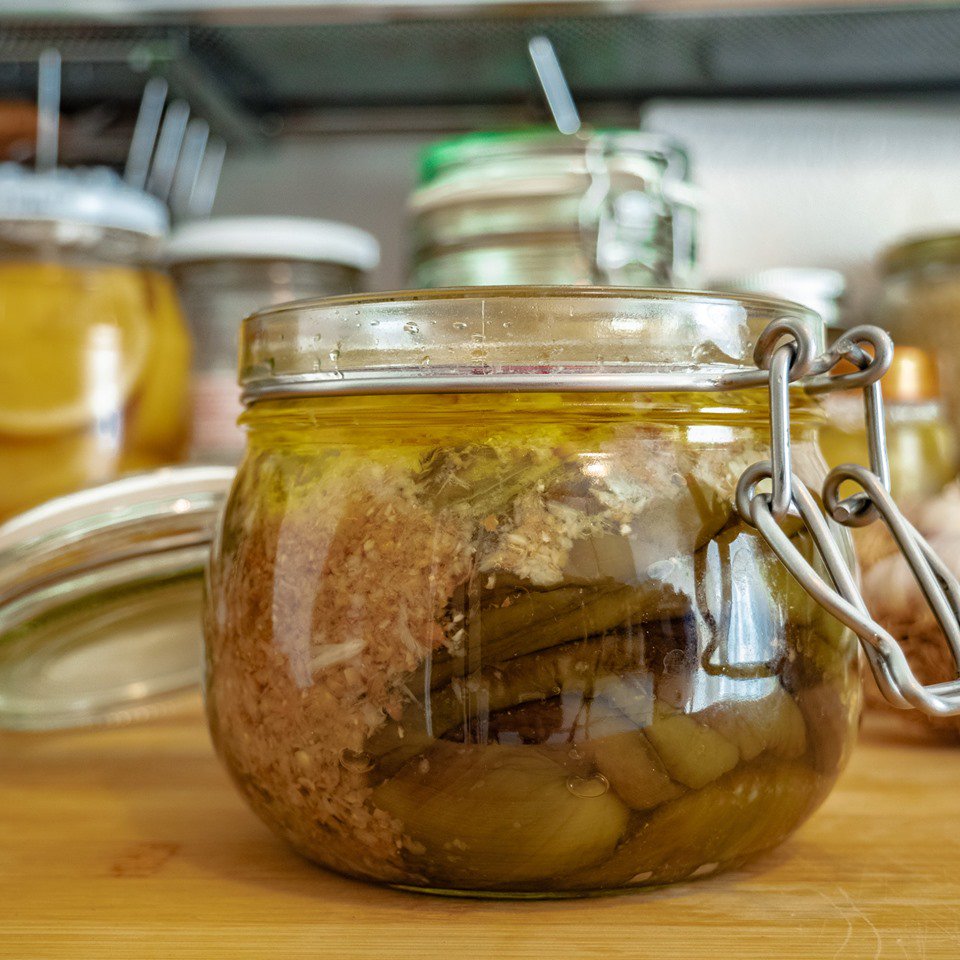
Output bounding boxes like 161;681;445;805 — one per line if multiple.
0;164;191;520
820;346;957;502
878;233;960;424
0;465;233;730
409;130;698;289
165;217;380;463
204;288;860;896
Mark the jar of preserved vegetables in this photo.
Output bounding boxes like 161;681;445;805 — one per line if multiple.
0;164;191;519
166;217;380;463
201;287;960;896
878;233;960;424
409;130;698;288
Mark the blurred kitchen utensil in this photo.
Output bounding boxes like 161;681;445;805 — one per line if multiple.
527;35;580;136
186;134;225;218
169;117;209;219
35;48;61;172
146;98;190;203
124;76;168;190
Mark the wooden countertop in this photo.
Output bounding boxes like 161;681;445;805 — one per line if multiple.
2;699;959;960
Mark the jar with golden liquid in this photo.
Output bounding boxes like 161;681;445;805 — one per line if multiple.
0;165;191;519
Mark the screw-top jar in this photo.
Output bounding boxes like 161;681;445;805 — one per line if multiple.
0;164;191;519
408;130;698;289
165;217;380;463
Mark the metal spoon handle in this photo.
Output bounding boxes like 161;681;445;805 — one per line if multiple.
527;35;580;136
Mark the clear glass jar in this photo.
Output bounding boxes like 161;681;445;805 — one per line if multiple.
878;233;960;424
204;288;860;896
409;130;698;289
166;217;380;464
0;165;191;520
820;346;957;502
0;466;233;730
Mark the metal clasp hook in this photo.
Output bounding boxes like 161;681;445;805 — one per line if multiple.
736;321;960;718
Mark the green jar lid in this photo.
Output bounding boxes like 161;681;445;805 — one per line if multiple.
417;127;689;187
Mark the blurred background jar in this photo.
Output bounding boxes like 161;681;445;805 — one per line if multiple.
877;233;960;425
165;216;380;464
819;345;957;502
408;128;698;288
0;164;189;520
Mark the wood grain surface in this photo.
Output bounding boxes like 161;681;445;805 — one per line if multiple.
1;699;958;959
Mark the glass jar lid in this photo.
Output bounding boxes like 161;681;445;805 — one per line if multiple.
239;286;824;403
165;216;381;270
0;164;169;240
0;466;234;730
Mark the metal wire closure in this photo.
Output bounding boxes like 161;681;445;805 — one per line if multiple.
736;322;960;717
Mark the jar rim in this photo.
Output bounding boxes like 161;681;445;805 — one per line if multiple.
240;286;824;404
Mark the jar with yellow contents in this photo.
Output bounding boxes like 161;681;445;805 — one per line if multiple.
819;346;957;502
0;165;191;519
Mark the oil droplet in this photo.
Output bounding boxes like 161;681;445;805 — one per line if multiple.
452;321;468;331
339;748;374;773
566;773;609;798
404;321;420;334
471;333;485;343
369;319;380;327
329;348;340;369
420;355;431;366
470;348;487;361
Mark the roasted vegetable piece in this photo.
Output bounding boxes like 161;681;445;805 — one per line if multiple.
425;577;688;692
644;707;740;789
584;731;685;810
562;531;640;584
555;760;821;891
372;742;630;887
698;684;807;762
368;632;653;776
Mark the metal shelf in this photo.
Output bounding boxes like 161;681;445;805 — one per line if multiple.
1;1;959;144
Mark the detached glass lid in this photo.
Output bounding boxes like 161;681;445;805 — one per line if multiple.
0;466;233;730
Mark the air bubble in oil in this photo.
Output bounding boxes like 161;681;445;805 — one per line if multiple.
566;773;610;798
